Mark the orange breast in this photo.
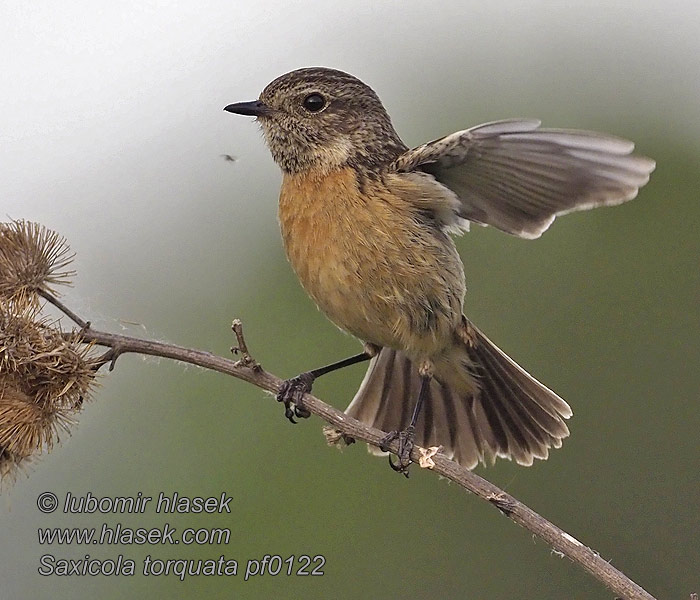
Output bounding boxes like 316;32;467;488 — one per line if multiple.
278;167;465;357
279;168;364;328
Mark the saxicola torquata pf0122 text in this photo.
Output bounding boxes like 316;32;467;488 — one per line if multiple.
224;67;655;475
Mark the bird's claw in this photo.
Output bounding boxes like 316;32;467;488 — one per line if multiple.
277;372;314;424
379;427;415;478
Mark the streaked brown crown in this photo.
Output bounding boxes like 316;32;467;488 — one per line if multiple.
256;67;407;174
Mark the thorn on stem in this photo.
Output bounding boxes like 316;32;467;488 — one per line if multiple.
94;346;124;372
78;320;92;337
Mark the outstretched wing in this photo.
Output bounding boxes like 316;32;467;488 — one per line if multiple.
390;119;655;238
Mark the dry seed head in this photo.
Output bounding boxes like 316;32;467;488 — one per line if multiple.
0;385;74;457
0;382;76;484
0;220;75;308
0;304;98;483
0;306;98;410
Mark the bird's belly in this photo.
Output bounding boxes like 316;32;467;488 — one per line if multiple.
279;168;465;358
286;234;459;355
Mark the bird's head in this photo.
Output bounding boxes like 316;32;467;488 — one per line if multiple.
224;67;407;174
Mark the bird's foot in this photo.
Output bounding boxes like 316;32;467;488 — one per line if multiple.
276;372;314;423
379;426;415;478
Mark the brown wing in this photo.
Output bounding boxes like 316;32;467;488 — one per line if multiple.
391;119;655;238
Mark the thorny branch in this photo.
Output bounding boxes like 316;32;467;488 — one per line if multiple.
36;289;658;600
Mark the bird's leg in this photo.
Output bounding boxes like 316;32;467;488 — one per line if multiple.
277;344;378;424
380;361;433;477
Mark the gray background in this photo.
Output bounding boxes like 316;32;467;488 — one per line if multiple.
1;1;698;598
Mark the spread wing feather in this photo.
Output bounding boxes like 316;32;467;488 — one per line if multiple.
391;119;655;238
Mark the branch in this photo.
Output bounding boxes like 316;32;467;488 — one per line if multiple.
44;292;655;600
37;288;88;329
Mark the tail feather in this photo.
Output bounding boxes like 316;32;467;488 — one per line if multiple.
471;335;561;463
345;322;571;469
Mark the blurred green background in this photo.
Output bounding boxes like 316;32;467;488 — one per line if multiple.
1;1;698;598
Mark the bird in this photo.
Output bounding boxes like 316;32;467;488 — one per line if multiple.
224;67;655;474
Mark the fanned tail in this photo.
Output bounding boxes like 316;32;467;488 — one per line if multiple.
345;323;571;469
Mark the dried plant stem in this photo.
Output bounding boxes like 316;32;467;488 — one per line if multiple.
37;288;87;329
43;293;654;600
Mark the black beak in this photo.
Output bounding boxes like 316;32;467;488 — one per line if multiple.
223;100;271;117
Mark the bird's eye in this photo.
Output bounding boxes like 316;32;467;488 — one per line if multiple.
302;93;326;113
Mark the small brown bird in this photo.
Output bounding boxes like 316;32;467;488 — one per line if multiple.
224;67;655;474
